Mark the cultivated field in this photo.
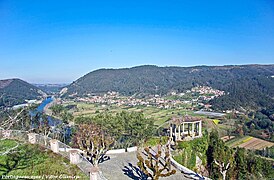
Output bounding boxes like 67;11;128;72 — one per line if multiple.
64;102;202;127
221;135;235;142
227;136;274;150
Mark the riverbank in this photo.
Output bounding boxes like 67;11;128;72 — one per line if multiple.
43;96;56;116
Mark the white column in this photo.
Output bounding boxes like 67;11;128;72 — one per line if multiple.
192;123;195;137
50;139;59;153
170;126;173;139
199;121;202;137
178;125;181;140
28;133;36;144
174;125;177;141
69;150;81;164
182;123;185;135
188;123;190;135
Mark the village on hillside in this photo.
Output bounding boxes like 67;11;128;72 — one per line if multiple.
69;86;225;111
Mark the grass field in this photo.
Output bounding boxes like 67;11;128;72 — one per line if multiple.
64;102;202;127
202;118;237;137
226;136;274;150
0;139;87;179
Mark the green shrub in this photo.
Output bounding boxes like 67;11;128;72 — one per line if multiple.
145;136;169;147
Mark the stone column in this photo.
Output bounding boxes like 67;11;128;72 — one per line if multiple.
191;122;195;138
50;139;59;153
195;122;197;135
28;133;36;144
170;126;173;139
90;167;99;180
69;150;81;164
182;123;185;135
199;121;202;137
178;125;181;140
174;125;177;141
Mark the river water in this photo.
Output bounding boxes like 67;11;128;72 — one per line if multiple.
31;97;71;142
37;96;53;113
31;96;61;126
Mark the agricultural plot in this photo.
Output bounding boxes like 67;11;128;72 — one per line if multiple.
226;136;274;150
67;102;199;127
221;136;235;142
203;118;236;137
238;137;274;150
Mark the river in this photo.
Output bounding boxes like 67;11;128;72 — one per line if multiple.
31;96;61;126
36;96;53;113
31;96;71;142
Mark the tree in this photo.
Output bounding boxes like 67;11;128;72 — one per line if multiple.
74;111;156;148
137;144;176;180
207;130;234;180
50;104;64;116
234;148;247;180
74;123;114;167
60;110;73;123
30;112;52;146
0;96;33;157
0;107;27;130
213;157;232;180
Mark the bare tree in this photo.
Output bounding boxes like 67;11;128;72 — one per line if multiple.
0;95;27;155
29;112;53;146
137;144;176;180
74;123;114;167
214;160;230;180
0;108;26;130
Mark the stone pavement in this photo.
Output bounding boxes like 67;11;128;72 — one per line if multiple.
99;151;191;180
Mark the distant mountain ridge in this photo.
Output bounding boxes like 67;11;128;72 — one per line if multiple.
0;78;46;107
33;83;68;94
66;64;274;110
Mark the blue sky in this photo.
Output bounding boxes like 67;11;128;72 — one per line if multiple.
0;0;274;83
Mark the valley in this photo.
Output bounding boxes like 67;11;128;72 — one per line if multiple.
1;65;274;180
2;1;274;179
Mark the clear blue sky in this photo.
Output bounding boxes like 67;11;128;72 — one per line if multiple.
0;0;274;83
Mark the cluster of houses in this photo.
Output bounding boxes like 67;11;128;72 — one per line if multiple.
191;86;225;100
76;91;183;109
73;86;225;110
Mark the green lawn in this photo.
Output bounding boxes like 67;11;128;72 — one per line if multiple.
0;139;88;179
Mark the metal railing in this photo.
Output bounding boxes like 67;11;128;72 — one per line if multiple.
0;129;107;180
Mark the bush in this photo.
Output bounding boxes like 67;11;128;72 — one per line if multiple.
145;136;169;147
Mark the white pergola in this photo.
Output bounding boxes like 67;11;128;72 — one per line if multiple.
169;115;202;141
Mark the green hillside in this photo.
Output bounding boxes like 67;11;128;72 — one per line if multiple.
0;79;46;107
66;64;274;111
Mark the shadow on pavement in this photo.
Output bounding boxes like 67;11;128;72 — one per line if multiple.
122;163;148;180
98;155;111;164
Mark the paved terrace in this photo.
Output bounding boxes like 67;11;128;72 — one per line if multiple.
99;151;199;180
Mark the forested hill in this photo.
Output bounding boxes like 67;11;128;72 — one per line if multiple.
66;65;274;110
0;78;46;107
